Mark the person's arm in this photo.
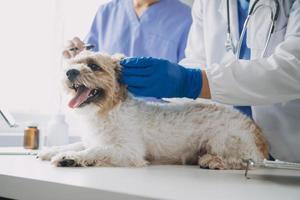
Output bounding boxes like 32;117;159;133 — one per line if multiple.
201;1;300;105
206;36;300;105
204;1;300;105
121;1;300;104
200;71;211;99
183;0;300;105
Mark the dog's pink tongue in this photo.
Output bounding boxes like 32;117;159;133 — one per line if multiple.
68;86;92;108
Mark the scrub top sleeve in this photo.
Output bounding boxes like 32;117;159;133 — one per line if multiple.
84;6;105;52
180;0;207;68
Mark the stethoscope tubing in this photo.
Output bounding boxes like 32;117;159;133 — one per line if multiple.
226;0;280;59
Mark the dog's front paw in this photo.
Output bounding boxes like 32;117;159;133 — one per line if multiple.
51;152;84;167
198;154;226;170
38;147;61;161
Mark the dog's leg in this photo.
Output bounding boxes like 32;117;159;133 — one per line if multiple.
198;154;226;170
38;142;85;161
51;146;148;167
198;133;260;170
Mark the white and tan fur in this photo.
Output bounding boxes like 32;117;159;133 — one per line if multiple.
38;51;269;169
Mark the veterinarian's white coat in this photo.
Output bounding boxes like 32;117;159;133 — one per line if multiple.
180;0;300;162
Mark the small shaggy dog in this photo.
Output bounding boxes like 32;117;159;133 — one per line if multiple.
38;51;269;169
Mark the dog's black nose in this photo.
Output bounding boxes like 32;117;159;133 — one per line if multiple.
66;69;80;81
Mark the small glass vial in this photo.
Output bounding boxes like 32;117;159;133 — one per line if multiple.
24;124;39;149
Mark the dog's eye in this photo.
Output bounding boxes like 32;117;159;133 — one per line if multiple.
87;63;102;71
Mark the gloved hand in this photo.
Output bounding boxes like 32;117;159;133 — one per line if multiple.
120;57;202;99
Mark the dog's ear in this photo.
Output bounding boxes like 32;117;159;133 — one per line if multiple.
110;54;125;80
111;53;126;62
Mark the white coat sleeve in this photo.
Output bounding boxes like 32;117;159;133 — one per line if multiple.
179;0;206;68
206;1;300;106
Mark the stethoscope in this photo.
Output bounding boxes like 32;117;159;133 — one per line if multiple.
225;0;280;59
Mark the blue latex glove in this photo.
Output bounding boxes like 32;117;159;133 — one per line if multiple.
120;57;202;99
